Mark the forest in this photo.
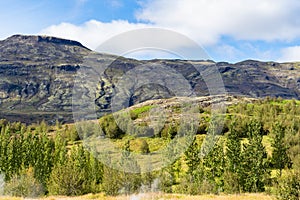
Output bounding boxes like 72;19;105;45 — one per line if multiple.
0;97;299;199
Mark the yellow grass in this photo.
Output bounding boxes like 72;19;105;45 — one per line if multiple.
0;193;275;200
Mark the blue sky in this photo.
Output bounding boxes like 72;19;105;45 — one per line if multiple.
0;0;300;63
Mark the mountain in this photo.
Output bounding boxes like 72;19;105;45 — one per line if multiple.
0;35;299;124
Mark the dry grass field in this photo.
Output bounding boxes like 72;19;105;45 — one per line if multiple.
0;193;275;200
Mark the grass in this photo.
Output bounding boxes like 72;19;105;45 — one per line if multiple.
130;105;154;120
269;99;299;106
0;193;275;200
0;198;22;200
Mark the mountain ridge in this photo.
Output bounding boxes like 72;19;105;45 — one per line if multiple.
1;34;89;48
0;34;299;124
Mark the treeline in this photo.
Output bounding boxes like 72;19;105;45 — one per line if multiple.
0;120;103;196
0;97;299;199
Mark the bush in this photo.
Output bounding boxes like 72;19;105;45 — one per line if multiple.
175;176;217;195
101;166;121;196
4;167;44;198
158;169;174;193
197;122;207;134
135;138;150;154
223;171;240;194
276;170;300;200
174;173;203;195
160;123;178;139
99;114;124;139
59;125;80;142
47;162;86;196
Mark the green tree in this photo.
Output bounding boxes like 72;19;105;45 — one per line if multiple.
184;137;201;176
48;145;102;196
47;160;86;196
224;121;242;193
203;139;225;193
118;140;142;195
241;120;269;192
271;123;291;176
33;131;55;187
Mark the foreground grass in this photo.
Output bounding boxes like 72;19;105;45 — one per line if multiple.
0;193;275;200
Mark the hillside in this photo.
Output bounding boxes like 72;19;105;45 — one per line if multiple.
0;96;299;198
0;34;300;124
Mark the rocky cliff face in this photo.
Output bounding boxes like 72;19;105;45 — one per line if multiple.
0;35;299;124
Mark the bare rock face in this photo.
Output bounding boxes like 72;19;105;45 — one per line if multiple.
0;35;299;124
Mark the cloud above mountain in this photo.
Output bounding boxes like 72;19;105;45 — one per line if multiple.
39;0;300;62
280;46;300;62
40;20;149;50
136;0;300;43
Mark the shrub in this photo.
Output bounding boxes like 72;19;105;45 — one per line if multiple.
47;161;86;196
223;171;240;194
138;139;150;154
174;179;203;195
160;123;178;139
4;167;44;198
197;122;207;134
276;170;300;200
101;166;121;196
175;175;216;195
99;114;124;139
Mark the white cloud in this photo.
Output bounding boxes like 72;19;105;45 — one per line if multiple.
39;0;300;61
40;20;209;60
279;46;300;62
41;0;300;48
40;20;149;50
136;0;300;45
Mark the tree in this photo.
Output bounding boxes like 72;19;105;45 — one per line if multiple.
48;145;102;196
224;121;242;193
86;153;103;193
241;120;269;192
33;131;55;187
118;140;141;195
47;146;87;196
47;160;86;196
185;137;201;176
203;139;225;193
158;138;179;193
271;123;291;176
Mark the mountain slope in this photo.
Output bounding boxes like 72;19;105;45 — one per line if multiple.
0;35;299;124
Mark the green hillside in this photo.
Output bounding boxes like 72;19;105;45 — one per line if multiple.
0;96;299;199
